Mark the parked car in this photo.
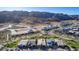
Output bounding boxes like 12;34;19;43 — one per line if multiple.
18;44;26;49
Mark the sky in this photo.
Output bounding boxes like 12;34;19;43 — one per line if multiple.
0;7;79;15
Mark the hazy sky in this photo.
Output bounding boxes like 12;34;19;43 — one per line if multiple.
0;7;79;15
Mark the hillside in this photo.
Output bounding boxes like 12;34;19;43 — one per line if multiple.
0;11;79;23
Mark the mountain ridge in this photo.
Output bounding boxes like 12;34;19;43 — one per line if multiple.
0;11;79;23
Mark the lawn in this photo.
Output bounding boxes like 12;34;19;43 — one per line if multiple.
4;40;19;48
51;33;79;48
64;40;79;48
26;33;59;40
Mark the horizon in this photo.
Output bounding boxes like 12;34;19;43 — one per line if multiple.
0;7;79;15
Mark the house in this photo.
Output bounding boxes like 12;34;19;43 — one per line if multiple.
42;24;53;31
18;40;28;49
67;30;75;35
27;39;37;49
18;40;28;46
74;31;79;36
37;39;43;46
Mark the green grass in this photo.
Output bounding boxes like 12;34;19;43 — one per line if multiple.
51;33;79;48
52;35;59;39
26;33;59;40
64;40;79;48
4;40;19;48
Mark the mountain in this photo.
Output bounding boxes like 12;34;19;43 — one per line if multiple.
0;11;79;23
